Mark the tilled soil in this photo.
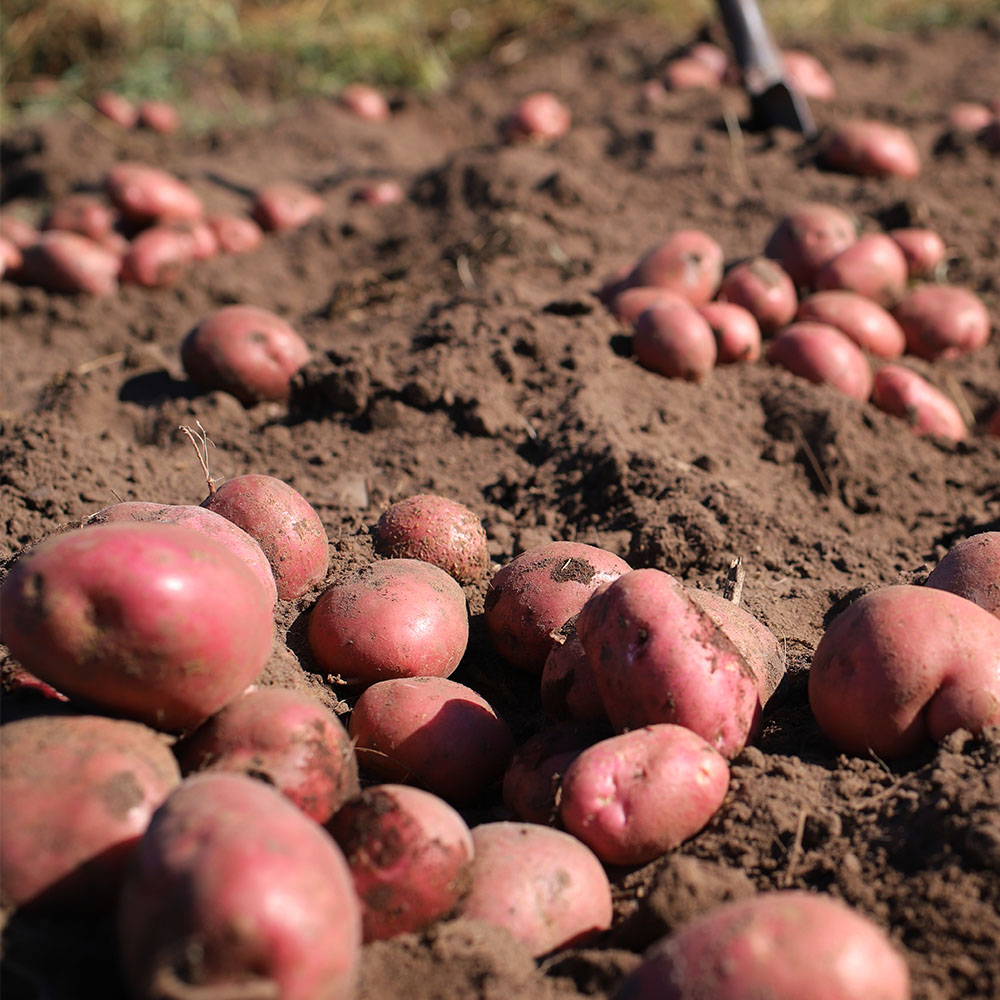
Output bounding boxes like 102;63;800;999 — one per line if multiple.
1;14;999;1000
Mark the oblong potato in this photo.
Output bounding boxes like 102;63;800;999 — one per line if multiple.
767;322;874;401
870;364;967;441
820;119;920;178
796;291;906;359
892;284;991;360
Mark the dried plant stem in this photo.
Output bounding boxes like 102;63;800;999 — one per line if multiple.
178;421;219;494
723;556;745;606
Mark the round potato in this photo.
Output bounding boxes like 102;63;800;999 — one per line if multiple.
763;203;856;289
889;227;946;278
717;257;797;334
925;532;1000;619
892;284;991;360
871;365;967;441
697;301;762;364
633;300;717;381
120;226;192;288
502;92;571;143
767;322;874;401
627;230;724;306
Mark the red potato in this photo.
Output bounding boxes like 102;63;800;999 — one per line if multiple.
169;218;219;260
664;57;722;91
308;558;469;686
540;629;607;722
764;202;857;289
87;500;277;606
352;180;406;205
502;92;571;143
627;229;724;306
946;101;994;133
559;724;730;866
105;162;204;224
767;322;874;402
175;687;359;823
42;193;116;242
201;473;330;601
633;300;717;381
137;99;180;133
697;301;761;363
796;290;906;358
892;284;991;360
484;541;631;673
348;676;514;802
0;523;275;732
925;532;1000;619
327;783;474;942
0;235;23;276
717;257;797;334
181;305;311;406
460;822;612;957
339;83;391;122
94;91;138;128
782;50;836;101
688;42;729;80
820;119;921;178
871;365;967;441
118;773;361;1000
889;227;946;279
809;584;1000;758
206;212;264;254
577;569;761;758
609;285;688;326
251;181;325;232
119;225;192;288
372;493;489;584
814;233;908;308
617;890;911;1000
18;231;120;295
1;714;181;911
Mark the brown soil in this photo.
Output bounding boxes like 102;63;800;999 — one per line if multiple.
2;14;999;1000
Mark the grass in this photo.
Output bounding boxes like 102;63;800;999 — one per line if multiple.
2;0;997;125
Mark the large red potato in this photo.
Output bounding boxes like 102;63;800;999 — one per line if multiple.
308;558;469;686
616;890;910;1000
559;724;730;866
460;822;612;957
808;584;1000;758
0;523;274;731
118;773;361;1000
1;714;181;911
577;568;761;758
201;473;329;601
796;290;906;359
767;322;874;401
870;365;967;441
633;300;717;381
925;532;1000;619
764;203;856;289
892;284;991;360
105;162;203;224
327;783;474;941
181;305;312;406
484;541;631;673
814;233;908;308
626;230;724;306
820;119;920;178
717;257;797;334
348;676;514;802
175;687;359;823
18;231;120;295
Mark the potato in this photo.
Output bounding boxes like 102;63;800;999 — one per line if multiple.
201;473;329;601
18;231;120;295
925;532;1000;619
609;286;688;326
137;99;180;134
1;714;180;911
181;305;311;406
697;301;761;363
688;42;729;81
460;822;612;957
560;724;729;866
782;50;836;101
169;218;219;260
576;568;761;759
767;322;874;401
814;233;908;308
206;212;264;254
105;161;203;224
251;181;325;232
502;92;571;143
892;283;991;360
540;629;607;722
946;101;994;133
339;83;391;122
820;119;920;178
352;179;406;205
42;193;116;243
372;493;489;583
0;234;22;276
94;91;138;128
871;364;967;441
663;58;722;91
633;300;717;381
627;230;724;306
796;290;906;358
888;227;946;279
176;687;359;823
617;890;910;1000
327;783;474;942
308;558;469;686
808;584;1000;757
764;203;856;289
118;773;361;1000
717;257;797;334
87;500;277;606
119;225;192;287
0;523;275;732
348;676;514;802
484;541;631;673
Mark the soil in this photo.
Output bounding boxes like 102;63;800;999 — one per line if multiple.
2;13;1000;1000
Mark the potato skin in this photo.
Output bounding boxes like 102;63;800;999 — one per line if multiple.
889;227;946;278
339;83;391;122
892;284;991;360
19;231;120;295
1;714;180;911
251;181;325;232
796;291;906;359
871;365;967;441
764;202;856;289
118;773;361;1000
105;162;203;224
577;568;761;758
633;301;718;381
610;286;688;326
540;630;607;722
767;322;873;401
120;226;192;288
559;724;730;866
0;523;275;732
814;233;908;308
627;230;724;306
207;212;264;254
820;119;920;178
697;301;762;363
782;50;836;101
717;257;797;334
460;822;612;957
925;532;1000;618
502;92;571;143
308;558;469;686
617;890;910;1000
808;584;1000;758
43;193;116;242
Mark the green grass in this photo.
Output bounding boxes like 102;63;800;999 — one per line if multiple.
2;0;996;126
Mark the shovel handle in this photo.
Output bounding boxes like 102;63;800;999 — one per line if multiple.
717;0;784;87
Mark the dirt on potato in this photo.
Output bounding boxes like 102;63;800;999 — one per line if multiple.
1;13;999;1000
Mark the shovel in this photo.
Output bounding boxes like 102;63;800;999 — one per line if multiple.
717;0;816;138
